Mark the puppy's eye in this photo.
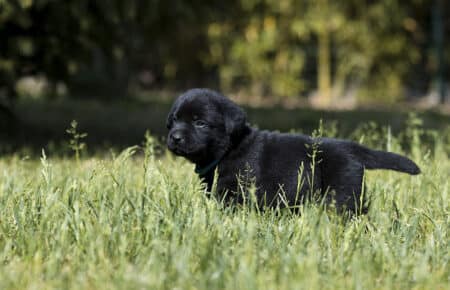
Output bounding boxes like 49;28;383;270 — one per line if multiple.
193;120;208;128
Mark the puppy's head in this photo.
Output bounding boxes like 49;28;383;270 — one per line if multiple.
166;88;248;164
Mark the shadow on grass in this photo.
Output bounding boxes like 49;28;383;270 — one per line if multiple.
1;98;449;156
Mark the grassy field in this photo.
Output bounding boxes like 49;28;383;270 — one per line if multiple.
0;118;449;290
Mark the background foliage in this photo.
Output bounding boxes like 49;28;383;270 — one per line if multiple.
1;0;448;104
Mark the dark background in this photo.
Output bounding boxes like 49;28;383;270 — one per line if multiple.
1;0;449;154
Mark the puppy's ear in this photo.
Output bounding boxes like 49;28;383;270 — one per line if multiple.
224;102;247;139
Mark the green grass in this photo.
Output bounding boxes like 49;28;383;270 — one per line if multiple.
0;121;449;290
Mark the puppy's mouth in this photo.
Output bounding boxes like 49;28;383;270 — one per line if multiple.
170;147;187;156
167;143;198;157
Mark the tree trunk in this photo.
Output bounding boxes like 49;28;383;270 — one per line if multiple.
432;0;446;104
317;27;332;107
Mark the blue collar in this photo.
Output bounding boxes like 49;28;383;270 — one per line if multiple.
195;158;221;176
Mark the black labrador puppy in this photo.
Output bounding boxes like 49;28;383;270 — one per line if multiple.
166;88;420;213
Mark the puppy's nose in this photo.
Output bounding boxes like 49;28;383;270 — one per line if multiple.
170;131;184;144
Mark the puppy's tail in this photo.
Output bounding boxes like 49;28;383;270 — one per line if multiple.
352;143;421;175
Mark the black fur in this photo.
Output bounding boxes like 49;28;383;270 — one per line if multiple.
167;88;420;214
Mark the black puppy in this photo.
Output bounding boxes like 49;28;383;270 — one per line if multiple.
166;88;420;213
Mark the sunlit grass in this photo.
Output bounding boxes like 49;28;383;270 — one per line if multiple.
0;122;448;290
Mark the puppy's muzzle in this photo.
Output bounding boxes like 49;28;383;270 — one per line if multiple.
169;131;185;145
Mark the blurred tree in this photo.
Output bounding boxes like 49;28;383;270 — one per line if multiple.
300;0;345;106
0;0;448;106
0;0;95;98
204;0;443;104
206;0;308;98
431;0;446;103
80;0;218;96
0;0;221;99
318;0;434;104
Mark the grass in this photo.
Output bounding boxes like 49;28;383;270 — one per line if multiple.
0;118;449;290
